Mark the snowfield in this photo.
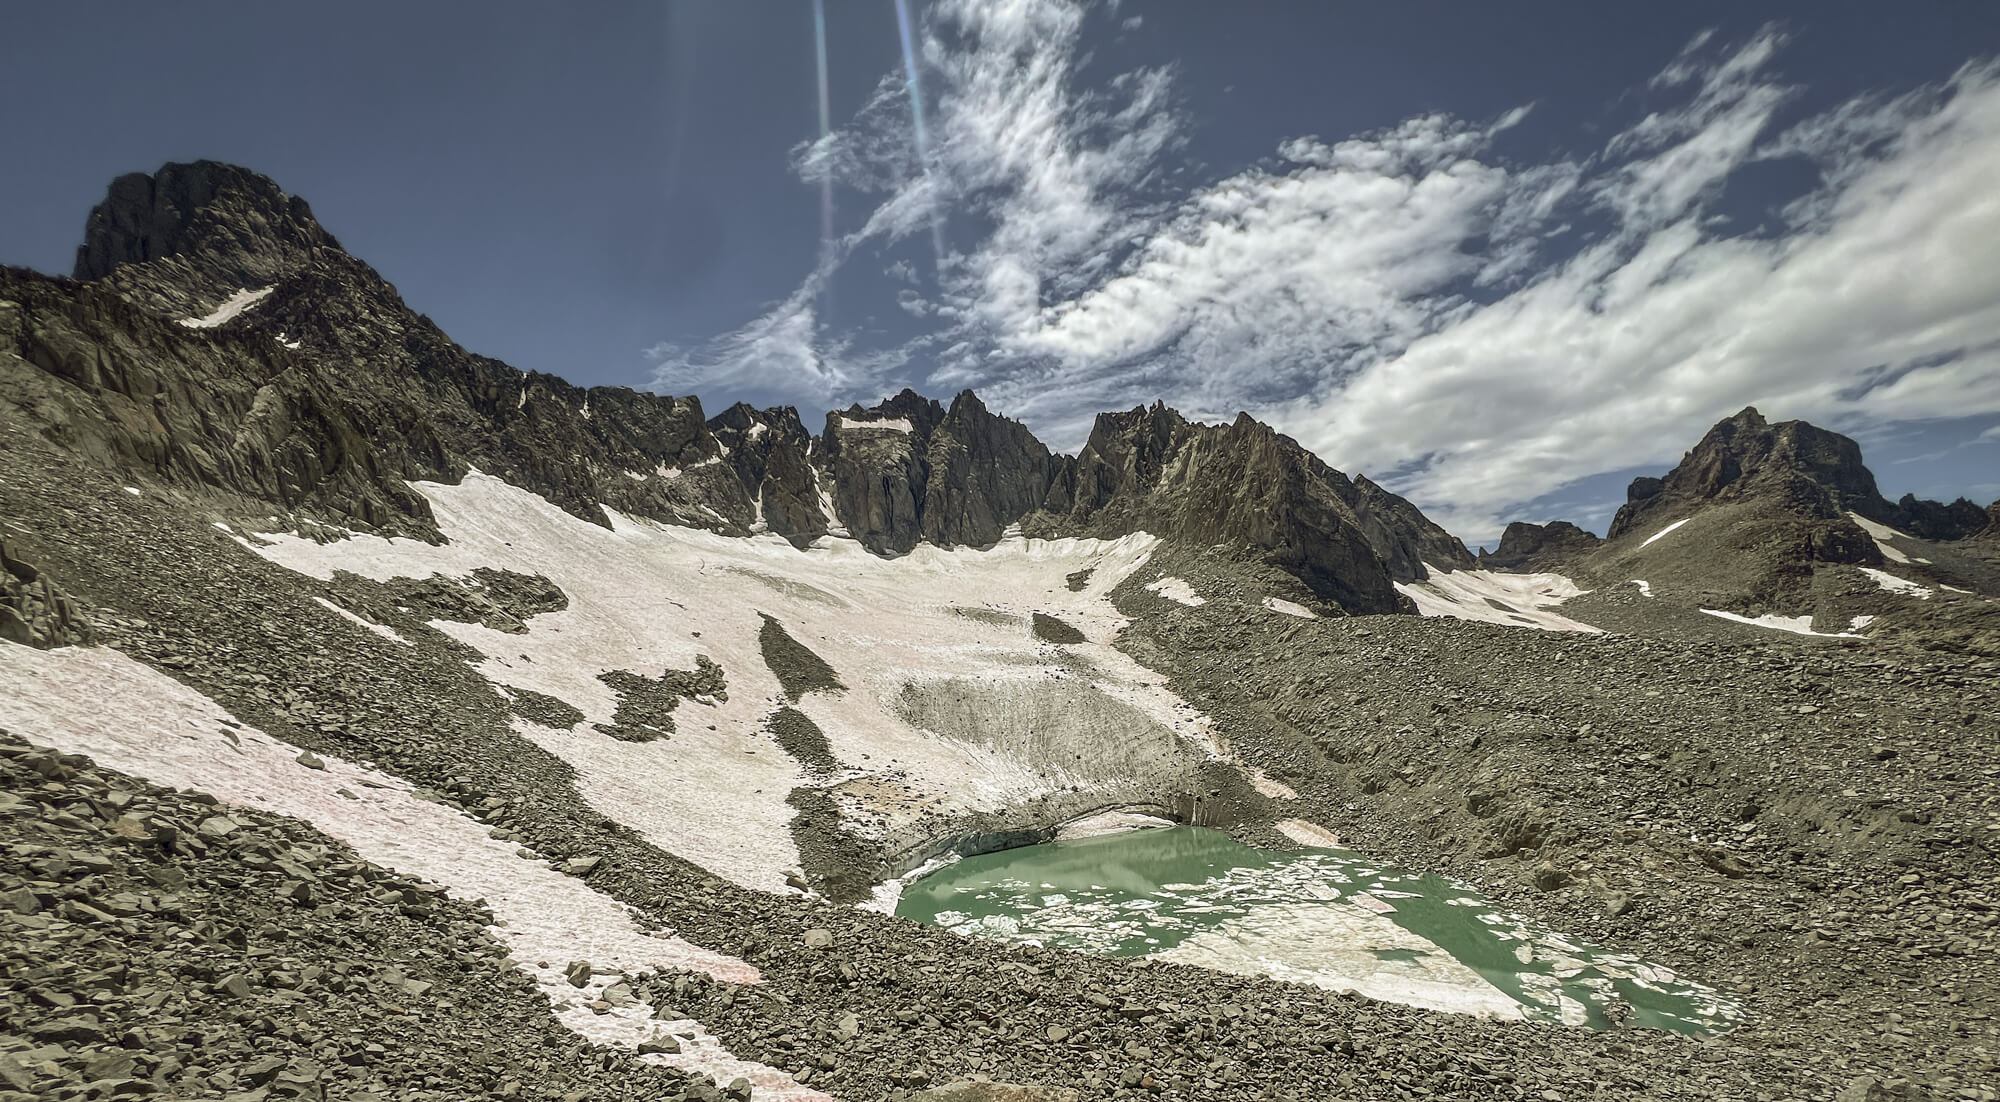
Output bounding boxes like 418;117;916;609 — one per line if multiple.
0;643;830;1101
1859;567;1932;599
1143;576;1206;606
1394;566;1601;633
1847;512;1915;564
1262;596;1318;619
1698;609;1864;638
244;471;1246;895
179;285;275;328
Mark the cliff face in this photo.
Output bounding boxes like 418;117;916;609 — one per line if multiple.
7;161;1476;615
1053;406;1472;613
1478;522;1603;571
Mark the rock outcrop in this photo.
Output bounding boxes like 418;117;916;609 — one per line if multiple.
0;540;93;649
1052;405;1471;613
1478;521;1603;571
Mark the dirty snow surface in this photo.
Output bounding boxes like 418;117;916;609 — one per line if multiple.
1143;575;1206;606
1262;596;1317;619
0;643;830;1101
1394;566;1601;633
1698;609;1863;638
179;285;275;328
245;470;1236;895
1859;567;1933;599
1847;512;1915;564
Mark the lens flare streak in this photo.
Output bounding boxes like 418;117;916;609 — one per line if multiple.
893;0;947;269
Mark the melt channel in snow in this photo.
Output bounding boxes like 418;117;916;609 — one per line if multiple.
0;642;831;1102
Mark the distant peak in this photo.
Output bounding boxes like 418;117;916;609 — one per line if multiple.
73;161;339;285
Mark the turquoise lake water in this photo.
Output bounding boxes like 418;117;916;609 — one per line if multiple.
896;826;1738;1034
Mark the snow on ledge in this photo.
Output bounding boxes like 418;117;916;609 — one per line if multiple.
1639;517;1690;548
0;643;831;1100
1859;566;1931;599
1699;608;1863;639
836;415;913;433
1629;580;1653;598
1394;565;1601;633
311;596;410;645
1144;576;1205;606
1847;512;1914;564
179;286;275;328
1262;596;1318;619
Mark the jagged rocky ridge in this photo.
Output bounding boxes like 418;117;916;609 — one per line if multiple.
0;160;1464;614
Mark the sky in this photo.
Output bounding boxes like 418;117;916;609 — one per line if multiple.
5;1;2000;542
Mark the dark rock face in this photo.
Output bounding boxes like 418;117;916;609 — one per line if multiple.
708;403;828;546
1895;494;1991;542
0;540;93;648
1054;406;1468;613
1479;521;1603;570
921;391;1056;548
818;396;936;555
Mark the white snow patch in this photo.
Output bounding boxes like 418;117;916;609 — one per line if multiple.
179;286;275;328
1394;566;1601;633
1639;518;1690;548
1144;576;1205;606
122;486;141;496
746;422;768;441
1262;596;1317;619
1056;810;1175;840
0;643;830;1102
1849;614;1877;630
310;596;409;645
836;415;912;433
1847;512;1914;564
1698;609;1864;638
240;471;1241;895
1629;580;1653;598
1859;567;1932;599
1275;819;1342;848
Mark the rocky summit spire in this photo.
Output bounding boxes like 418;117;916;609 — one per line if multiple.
72;161;342;320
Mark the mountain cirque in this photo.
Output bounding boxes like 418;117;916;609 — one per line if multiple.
0;162;1997;1101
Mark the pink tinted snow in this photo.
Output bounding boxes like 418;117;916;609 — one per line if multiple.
0;642;832;1102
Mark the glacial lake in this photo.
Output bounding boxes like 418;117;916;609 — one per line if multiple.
895;825;1739;1035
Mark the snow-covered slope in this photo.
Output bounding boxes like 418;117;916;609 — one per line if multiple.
245;471;1246;894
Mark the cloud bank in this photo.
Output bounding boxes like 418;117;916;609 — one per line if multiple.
651;1;2000;541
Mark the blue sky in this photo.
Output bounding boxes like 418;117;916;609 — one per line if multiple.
5;1;1998;540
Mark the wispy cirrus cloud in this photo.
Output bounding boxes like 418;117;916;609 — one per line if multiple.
652;0;2000;542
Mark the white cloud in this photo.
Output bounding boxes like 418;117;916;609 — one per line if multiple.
653;2;2000;544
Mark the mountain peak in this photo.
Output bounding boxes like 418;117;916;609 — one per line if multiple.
73;161;340;317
